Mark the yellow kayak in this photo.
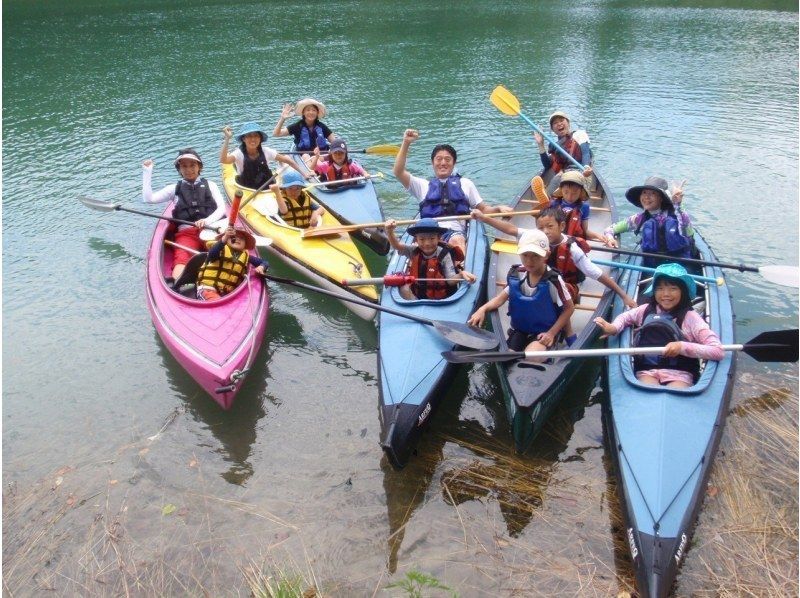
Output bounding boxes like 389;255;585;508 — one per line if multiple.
221;164;378;320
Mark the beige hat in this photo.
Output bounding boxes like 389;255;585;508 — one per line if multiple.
553;170;589;200
548;111;570;127
295;98;327;118
517;229;549;257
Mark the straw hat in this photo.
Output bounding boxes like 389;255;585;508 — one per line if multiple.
295;98;327;118
216;228;256;250
552;170;589;200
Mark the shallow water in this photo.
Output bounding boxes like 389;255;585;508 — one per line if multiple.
3;0;798;595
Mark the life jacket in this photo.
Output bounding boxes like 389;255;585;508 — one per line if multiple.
296;123;329;151
409;243;465;299
172;178;217;222
320;160;353;185
551;199;586;238
549;235;591;287
281;189;314;229
506;265;564;335
420;175;470;218
236;143;273;189
635;211;694;267
632;304;701;381
550;134;582;174
197;245;249;295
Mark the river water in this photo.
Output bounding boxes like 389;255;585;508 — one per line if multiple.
3;1;798;595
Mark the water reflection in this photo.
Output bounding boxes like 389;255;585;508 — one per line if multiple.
87;236;143;264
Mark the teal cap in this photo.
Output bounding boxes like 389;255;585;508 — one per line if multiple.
643;262;696;298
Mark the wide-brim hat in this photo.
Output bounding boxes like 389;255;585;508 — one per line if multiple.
279;170;306;189
216;228;256;250
549;111;570;127
295;98;327;118
237;122;267;143
407;218;446;237
552;170;589;200
174;149;203;170
517;229;549;257
626;175;673;209
643;262;696;298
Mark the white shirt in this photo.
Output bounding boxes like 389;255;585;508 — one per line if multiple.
142;164;226;228
501;266;571;305
231;144;279;175
516;229;603;280
406;173;484;233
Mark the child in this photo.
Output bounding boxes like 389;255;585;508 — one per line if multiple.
272;98;335;152
385;218;477;300
603;176;695;267
310;138;369;187
593;263;724;388
219;122;306;190
270;170;325;229
541;171;607;245
468;229;574;361
533;111;593;195
196;226;268;301
142;149;226;280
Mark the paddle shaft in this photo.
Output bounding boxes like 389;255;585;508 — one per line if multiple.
588;243;759;273
591;258;723;285
112;205;224;232
342;276;466;286
518;113;584;171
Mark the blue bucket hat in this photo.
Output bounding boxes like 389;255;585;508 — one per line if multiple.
407;218;446;237
279;170;306;189
237;122;267;143
643;262;696;299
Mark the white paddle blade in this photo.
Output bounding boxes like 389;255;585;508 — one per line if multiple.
759;265;800;288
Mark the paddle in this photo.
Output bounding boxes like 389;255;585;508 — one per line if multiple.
301;209;540;239
342;274;466;287
79;196;273;247
490;85;584;171
442;329;799;364
586;243;800;288
302;172;385;190
282;144;401;157
229;190;243;225
264;273;499;350
238;164;291;210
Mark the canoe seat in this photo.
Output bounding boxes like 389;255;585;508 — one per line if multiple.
172;252;208;296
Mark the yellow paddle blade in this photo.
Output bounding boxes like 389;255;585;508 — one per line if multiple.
490;239;517;254
490;85;521;116
364;144;400;156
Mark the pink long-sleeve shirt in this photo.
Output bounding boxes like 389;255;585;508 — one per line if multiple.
610;304;725;361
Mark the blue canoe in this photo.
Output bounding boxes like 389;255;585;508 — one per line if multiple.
378;219;488;468
603;231;736;598
486;168;622;453
290;153;389;254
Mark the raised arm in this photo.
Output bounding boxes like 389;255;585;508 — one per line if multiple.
220;126;236;165
273;103;293;137
471;208;519;236
393;128;419;189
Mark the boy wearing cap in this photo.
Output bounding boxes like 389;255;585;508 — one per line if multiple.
270;171;325;229
310;138;369;187
385;218;477;300
273;98;335;152
142;149;226;279
220;123;307;190
196;226;269;301
468;229;574;361
534;111;593;196
393;128;512;256
603;176;694;267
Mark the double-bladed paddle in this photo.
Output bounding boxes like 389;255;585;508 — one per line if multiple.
490;85;584;171
264;273;498;350
281;144;401;157
342;274;467;287
78;196;273;247
443;329;799;364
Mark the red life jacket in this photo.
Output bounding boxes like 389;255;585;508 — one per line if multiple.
321;160;352;182
409;243;464;299
548;235;591;287
551;199;587;238
550;134;582;174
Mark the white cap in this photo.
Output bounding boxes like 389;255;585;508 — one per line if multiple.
517;229;549;256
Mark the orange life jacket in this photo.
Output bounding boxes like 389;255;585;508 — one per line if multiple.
409;243;465;299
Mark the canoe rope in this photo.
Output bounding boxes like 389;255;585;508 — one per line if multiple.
321;237;364;277
619;445;704;534
228;274;260;385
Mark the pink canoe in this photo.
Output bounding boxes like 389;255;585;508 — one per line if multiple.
145;205;269;409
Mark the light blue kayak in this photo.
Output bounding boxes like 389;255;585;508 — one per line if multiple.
604;230;736;598
378;219;488;468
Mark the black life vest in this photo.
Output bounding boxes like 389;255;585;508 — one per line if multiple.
420;175;470;218
632;304;700;381
549;236;591;287
236;143;273;189
172;178;217;222
409;243;464;299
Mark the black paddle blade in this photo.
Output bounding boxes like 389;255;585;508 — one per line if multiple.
442;349;525;363
744;329;799;362
432;322;499;350
79;196;119;211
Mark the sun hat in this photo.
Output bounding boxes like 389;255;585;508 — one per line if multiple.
216;227;256;250
279;170;306;189
643;262;697;299
625;176;673;209
237;122;267;143
295;98;327;118
329;138;348;153
548;111;570;127
517;229;549;257
407;218;446;237
173;148;203;171
553;170;589;200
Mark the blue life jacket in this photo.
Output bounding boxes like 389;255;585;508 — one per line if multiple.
236;143;273;189
632;304;700;381
297;123;329;151
420;175;470;218
635;211;693;267
506;266;563;335
172;178;216;222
